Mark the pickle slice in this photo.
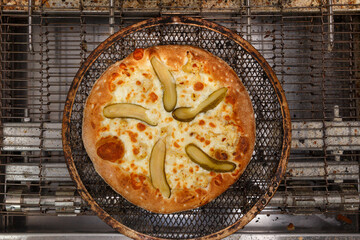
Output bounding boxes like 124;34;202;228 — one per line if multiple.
172;87;228;122
103;103;157;126
185;143;236;172
150;57;177;112
149;138;171;198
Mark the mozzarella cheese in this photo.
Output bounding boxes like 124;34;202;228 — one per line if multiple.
98;55;239;190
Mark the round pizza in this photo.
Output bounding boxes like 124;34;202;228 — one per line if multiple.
82;45;255;214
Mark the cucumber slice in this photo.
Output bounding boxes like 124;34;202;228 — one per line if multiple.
185;143;236;172
103;103;157;126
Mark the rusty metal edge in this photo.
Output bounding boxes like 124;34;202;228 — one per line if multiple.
62;16;292;240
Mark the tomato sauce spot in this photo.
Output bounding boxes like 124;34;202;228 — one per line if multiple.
193;82;204;91
119;63;127;69
199;120;205;125
224;115;231;121
133;48;144;60
209;122;216;128
90;121;96;129
189;167;194;173
174;142;180;148
205;140;210;145
136;122;146;131
136;80;141;85
96;137;124;162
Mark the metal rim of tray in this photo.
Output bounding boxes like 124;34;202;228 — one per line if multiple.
62;16;291;239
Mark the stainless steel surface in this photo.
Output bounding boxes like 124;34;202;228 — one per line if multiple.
1;233;360;240
2;123;61;151
1;0;360;237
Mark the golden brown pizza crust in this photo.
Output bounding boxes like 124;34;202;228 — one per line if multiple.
82;45;255;214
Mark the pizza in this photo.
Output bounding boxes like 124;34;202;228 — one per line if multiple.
82;45;255;214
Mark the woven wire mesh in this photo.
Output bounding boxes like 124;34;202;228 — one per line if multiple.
68;23;283;238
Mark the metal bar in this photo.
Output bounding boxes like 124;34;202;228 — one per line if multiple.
4;184;359;213
3;160;359;183
328;0;334;51
1;123;62;151
5;163;71;182
269;191;360;211
109;0;114;35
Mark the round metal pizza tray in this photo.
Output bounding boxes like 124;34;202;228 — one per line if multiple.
62;16;291;240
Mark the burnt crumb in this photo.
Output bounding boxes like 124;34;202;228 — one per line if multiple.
287;223;295;231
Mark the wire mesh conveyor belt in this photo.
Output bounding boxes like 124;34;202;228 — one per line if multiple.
1;0;360;237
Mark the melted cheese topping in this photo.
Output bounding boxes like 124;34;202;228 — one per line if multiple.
98;55;239;190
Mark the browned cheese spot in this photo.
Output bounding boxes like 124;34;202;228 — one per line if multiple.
119;63;127;69
142;73;151;78
111;72;119;80
214;174;223;186
127;131;138;143
96;137;125;162
136;122;146;131
148;92;158;103
130;173;146;190
177;190;196;203
133;147;140;155
133;48;144;60
215;149;229;160
225;95;235;105
239;137;249;154
193;82;204;91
